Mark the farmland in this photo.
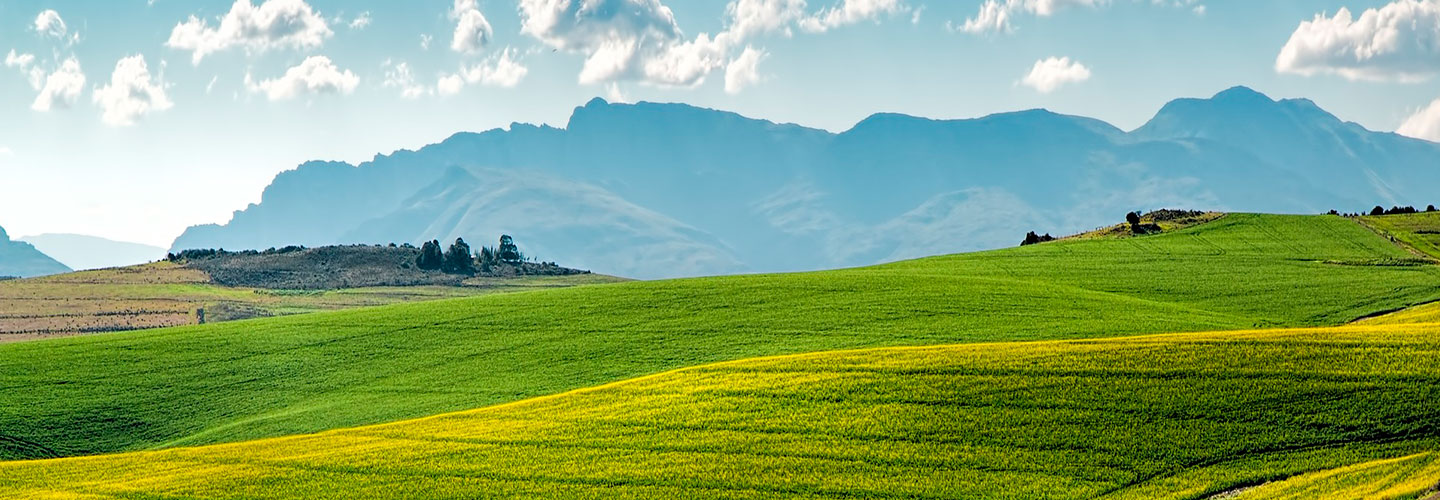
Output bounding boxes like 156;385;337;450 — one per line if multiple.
0;262;618;342
1358;211;1440;260
3;213;1440;464
4;324;1439;499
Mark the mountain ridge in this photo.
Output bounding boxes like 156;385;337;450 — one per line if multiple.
169;86;1440;278
0;225;71;278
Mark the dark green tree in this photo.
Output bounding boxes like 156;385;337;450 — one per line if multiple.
417;240;444;270
443;238;475;274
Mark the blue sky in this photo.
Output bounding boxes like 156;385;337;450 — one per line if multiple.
2;0;1439;246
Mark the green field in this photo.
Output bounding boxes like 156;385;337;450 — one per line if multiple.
1359;211;1440;260
4;324;1439;499
3;213;1439;465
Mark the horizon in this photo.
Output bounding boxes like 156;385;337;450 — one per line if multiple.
4;0;1440;249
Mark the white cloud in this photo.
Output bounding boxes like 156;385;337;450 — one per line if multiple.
726;0;808;39
382;59;429;98
952;0;1099;35
1019;56;1091;93
420;34;434;50
724;46;766;94
31;57;85;111
441;48;529;94
349;11;371;30
437;74;464;96
167;0;332;64
34;10;68;39
1399;97;1440;142
5;49;45;89
450;0;493;54
4;50;35;69
800;0;908;33
1276;1;1440;82
93;55;174;126
606;82;628;103
246;55;357;100
206;75;220;94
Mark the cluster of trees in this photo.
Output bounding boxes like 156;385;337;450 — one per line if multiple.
167;245;306;262
1021;231;1056;246
1329;205;1439;217
416;235;530;275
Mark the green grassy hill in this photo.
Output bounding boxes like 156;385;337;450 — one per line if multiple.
2;213;1437;463
4;323;1439;499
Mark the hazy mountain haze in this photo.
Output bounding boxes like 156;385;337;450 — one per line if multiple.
170;87;1440;278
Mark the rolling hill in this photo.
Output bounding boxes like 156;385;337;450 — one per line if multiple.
169;87;1440;278
3;324;1438;499
0;224;70;278
3;214;1439;464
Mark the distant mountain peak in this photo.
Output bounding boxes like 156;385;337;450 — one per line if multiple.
1210;85;1273;103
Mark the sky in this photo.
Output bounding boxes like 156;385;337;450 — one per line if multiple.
2;0;1440;247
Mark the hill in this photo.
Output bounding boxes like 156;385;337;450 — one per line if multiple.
0;224;69;278
168;87;1440;278
17;233;166;271
0;250;615;342
4;323;1439;499
3;214;1438;461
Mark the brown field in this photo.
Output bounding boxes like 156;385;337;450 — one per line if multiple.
0;262;623;342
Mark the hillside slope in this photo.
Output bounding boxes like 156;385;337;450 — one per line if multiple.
0;225;70;278
4;324;1439;499
2;214;1438;461
169;87;1440;278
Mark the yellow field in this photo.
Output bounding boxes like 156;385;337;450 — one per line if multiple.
5;323;1440;499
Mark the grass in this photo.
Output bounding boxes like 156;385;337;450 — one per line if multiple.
3;324;1439;499
1358;211;1440;260
0;262;616;342
1;213;1438;463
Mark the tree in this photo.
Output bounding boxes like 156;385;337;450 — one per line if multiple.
417;240;443;270
1371;206;1386;216
443;238;475;274
1126;212;1141;226
1429;205;1437;213
498;235;521;264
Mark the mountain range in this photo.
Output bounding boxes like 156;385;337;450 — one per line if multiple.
19;234;166;271
0;225;70;278
171;86;1440;279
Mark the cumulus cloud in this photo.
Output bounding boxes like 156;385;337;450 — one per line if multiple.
1019;56;1091;93
1276;1;1440;82
440;48;529;95
93;55;174;126
31;57;86;111
724;46;766;94
800;0;908;33
520;0;799;87
33;10;68;39
952;0;1099;35
519;0;694;84
437;74;464;96
450;0;494;53
727;0;808;39
167;0;332;64
246;55;357;100
382;59;429;98
1398;98;1440;142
